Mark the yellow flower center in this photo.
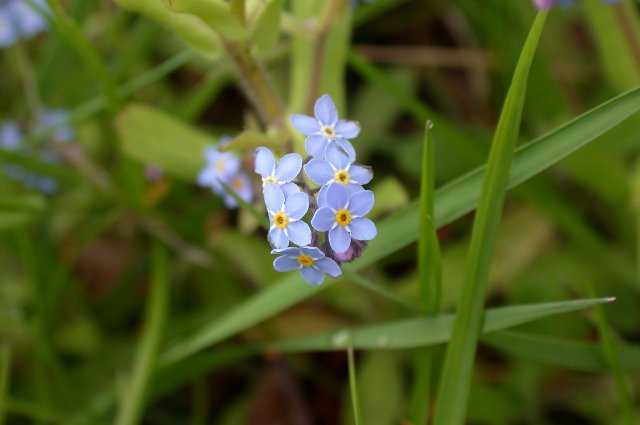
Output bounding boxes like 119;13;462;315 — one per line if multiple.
335;209;352;227
335;169;350;185
262;175;277;186
321;126;336;140
232;177;244;190
273;211;289;229
215;159;226;173
297;254;314;267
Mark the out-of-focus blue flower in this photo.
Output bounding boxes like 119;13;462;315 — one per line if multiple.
533;0;618;9
0;0;49;47
305;144;372;205
264;184;311;249
0;121;21;150
290;94;360;161
37;108;74;143
254;147;302;196
198;146;241;194
222;172;254;208
311;183;377;253
272;246;342;285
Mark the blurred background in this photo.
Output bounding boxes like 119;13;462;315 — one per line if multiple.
1;0;640;424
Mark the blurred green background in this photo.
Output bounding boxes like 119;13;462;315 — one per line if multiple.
1;0;640;424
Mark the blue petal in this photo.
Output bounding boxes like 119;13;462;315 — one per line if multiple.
349;218;377;241
268;227;289;249
286;221;312;246
282;182;301;198
317;185;329;207
273;255;300;272
275;153;302;182
299;246;325;260
264;184;285;213
315;257;342;278
335;139;356;162
304;159;333;185
311;207;335;232
314;94;338;126
326;183;349;210
284;192;309;220
349;190;374;217
271;247;300;256
347;184;365;195
329;226;351;253
0;14;17;47
301;267;325;285
0;122;22;150
326;143;351;170
255;147;275;177
204;146;219;163
291;114;320;135
305;135;328;158
349;165;373;185
197;167;216;187
335;120;360;139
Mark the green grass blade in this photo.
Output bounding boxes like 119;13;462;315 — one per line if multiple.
159;84;640;366
432;13;547;425
115;244;169;425
0;347;10;425
267;298;611;352
347;348;362;425
484;331;640;373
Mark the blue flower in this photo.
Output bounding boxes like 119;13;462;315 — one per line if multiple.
37;108;74;143
264;184;311;249
311;183;377;253
533;0;617;9
305;144;372;204
0;122;21;150
254;146;302;197
290;94;360;161
222;172;254;208
0;0;49;48
272;246;342;285
198;145;241;194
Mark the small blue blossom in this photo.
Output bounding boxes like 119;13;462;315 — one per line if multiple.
37;108;74;143
198;145;241;194
222;172;254;208
265;184;311;249
254;146;302;195
272;246;342;285
0;122;21;150
0;0;49;48
290;94;360;161
311;183;377;253
305;144;372;206
533;0;618;9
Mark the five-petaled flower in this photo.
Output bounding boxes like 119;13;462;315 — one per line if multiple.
272;246;342;285
222;172;254;208
198;146;240;193
265;184;312;249
254;146;302;196
0;0;49;48
290;94;360;161
311;183;377;253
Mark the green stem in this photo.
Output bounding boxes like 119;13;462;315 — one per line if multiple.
347;347;362;425
12;43;42;116
115;244;169;425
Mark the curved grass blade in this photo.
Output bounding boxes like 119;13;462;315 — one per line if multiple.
347;348;362;425
433;13;547;425
267;298;611;352
160;83;640;366
115;244;169;425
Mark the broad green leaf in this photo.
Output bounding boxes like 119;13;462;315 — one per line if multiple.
115;245;169;425
159;84;640;366
266;298;610;352
433;13;547;425
483;331;640;372
116;104;210;180
250;0;283;52
114;0;220;58
167;0;247;40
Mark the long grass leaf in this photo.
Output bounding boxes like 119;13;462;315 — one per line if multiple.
347;348;362;425
160;84;640;366
115;244;169;425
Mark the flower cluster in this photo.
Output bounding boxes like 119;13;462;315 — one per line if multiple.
197;137;254;208
1;108;74;194
0;0;49;48
533;0;618;9
255;94;377;285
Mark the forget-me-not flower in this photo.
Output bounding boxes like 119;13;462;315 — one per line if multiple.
305;144;372;205
0;121;21;150
222;172;254;208
290;94;360;161
311;183;377;253
0;0;48;47
265;184;311;249
254;146;302;197
198;146;241;194
272;246;342;285
37;108;74;143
